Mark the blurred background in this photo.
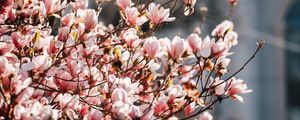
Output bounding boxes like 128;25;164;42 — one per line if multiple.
91;0;300;119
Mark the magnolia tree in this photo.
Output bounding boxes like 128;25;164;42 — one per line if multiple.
0;0;264;119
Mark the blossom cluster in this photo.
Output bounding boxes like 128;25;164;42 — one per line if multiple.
0;0;257;119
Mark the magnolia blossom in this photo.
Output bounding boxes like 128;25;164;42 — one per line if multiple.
70;0;88;11
43;0;66;14
58;26;70;41
112;101;132;119
0;1;254;119
85;108;103;120
224;31;238;47
116;0;132;11
197;36;214;58
61;13;75;27
168;36;186;59
0;42;14;55
143;37;161;59
211;41;229;58
187;33;202;53
199;111;213;120
183;0;197;16
83;9;98;30
227;77;253;102
124;7;147;26
147;3;175;25
212;20;234;37
121;28;140;48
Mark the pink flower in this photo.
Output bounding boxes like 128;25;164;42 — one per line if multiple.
43;0;66;14
187;33;201;53
198;111;213;120
228;0;239;5
197;36;214;58
212;77;226;96
70;0;88;11
0;42;14;55
121;28;140;48
84;9;98;30
143;37;161;59
86;108;103;120
111;88;128;103
11;32;31;49
154;100;169;116
168;36;186;59
58;26;70;41
33;52;52;70
111;101;132;119
147;3;175;25
184;102;195;116
61;13;75;27
116;0;132;11
224;31;238;47
16;87;34;104
227;77;252;102
211;41;228;58
212;20;234;37
183;0;197;16
124;7;147;26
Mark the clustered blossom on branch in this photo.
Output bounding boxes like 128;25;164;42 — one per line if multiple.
0;0;262;119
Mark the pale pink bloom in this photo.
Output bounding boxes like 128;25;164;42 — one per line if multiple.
35;36;53;50
124;7;147;26
111;88;128;103
11;32;31;49
66;58;83;78
61;13;75;27
187;33;202;53
86;108;103;120
168;36;186;59
16;87;34;103
147;3;175;25
0;56;16;77
84;9;98;30
56;94;79;109
143;37;161;59
212;20;234;37
184;102;195;116
168;85;186;97
0;42;14;55
8;8;16;21
212;77;226;96
116;0;132;11
168;116;179;120
227;77;252;102
70;0;88;11
224;31;238;47
43;0;66;14
53;71;76;90
198;111;213;120
217;57;231;68
118;77;139;93
211;41;228;58
111;101;132;119
153;98;169;116
197;36;214;58
22;53;52;71
228;0;239;5
121;28;140;48
58;26;70;41
183;0;197;16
